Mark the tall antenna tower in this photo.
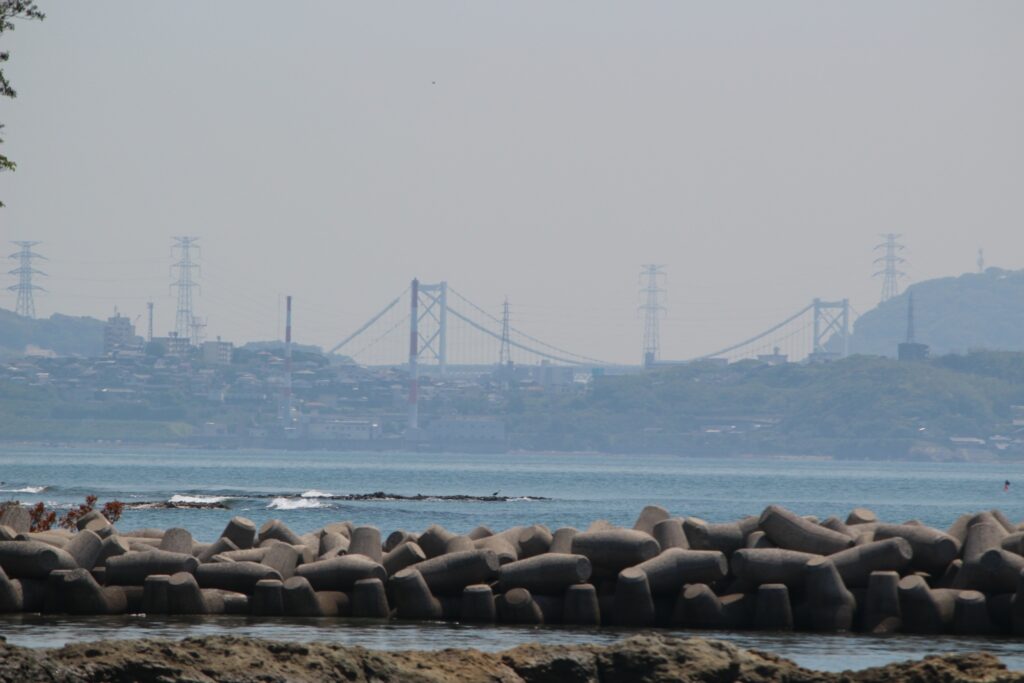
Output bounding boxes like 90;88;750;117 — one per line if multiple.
873;234;905;303
639;264;666;367
170;237;200;345
977;248;985;274
146;302;154;342
905;291;916;344
499;297;512;366
7;241;46;318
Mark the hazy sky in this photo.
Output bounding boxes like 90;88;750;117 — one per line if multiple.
2;2;1022;364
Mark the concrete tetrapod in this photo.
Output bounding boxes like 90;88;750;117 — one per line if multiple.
562;583;601;626
827;538;913;588
753;583;793;631
319;532;350;558
497;587;544;625
252;579;284;616
632;505;671;536
759;505;854;555
141;575;169;614
874;524;960;575
674;584;749;629
497;553;591;595
414;549;500;596
683;518;745;555
257;520;302;547
219;516;256;549
383;541;426;576
730;548;819;588
863;571;902;634
348;526;383;563
281;576;331;617
64;530;104;570
63;568;127;615
105;550;198;586
953;590;994;635
549;527;579;554
196;537;238;564
167;572;208;615
963;520;1007;562
472;535;518;564
612;567;655;627
460;584;496;623
652;518;689;551
159;528;193;554
1001;531;1024;556
517;525;553;559
352;578;390;618
262;543;299;580
845;508;878;526
390;568;442;620
443;536;476;554
195;561;282;593
0;566;22;613
898;574;956;634
978;548;1024;593
800;558;855;631
634;548;727;595
295;555;386;591
0;540;77;579
417;525;458;559
570;529;660;573
383;530;415;552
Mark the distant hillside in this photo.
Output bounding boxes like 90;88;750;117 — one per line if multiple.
0;308;104;358
848;268;1024;358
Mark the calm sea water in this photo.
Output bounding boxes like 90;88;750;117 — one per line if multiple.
2;446;1023;672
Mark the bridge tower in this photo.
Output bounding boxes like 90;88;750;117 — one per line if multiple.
406;279;449;433
812;298;850;359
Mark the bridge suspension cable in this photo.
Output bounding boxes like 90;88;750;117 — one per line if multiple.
329;289;407;355
688;303;814;361
448;287;611;366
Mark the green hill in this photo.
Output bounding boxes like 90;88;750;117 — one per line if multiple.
0;308;104;358
847;268;1024;357
505;353;1024;457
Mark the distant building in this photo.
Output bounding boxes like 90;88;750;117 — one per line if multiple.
151;333;191;357
202;339;234;365
756;347;788;366
103;311;139;354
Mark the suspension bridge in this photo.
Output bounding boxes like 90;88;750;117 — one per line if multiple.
330;280;854;371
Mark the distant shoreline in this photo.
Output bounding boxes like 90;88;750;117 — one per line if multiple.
1;439;1020;463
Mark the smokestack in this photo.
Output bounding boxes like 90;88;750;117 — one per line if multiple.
285;295;293;420
408;279;419;432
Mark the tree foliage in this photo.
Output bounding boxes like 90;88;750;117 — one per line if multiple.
0;0;44;204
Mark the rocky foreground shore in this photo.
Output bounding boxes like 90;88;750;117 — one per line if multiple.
0;633;1015;683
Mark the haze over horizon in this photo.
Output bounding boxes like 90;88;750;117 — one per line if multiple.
2;2;1022;364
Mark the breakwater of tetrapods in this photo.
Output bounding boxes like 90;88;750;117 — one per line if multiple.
1;503;1023;635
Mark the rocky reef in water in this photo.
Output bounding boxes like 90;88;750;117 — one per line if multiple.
0;633;1016;683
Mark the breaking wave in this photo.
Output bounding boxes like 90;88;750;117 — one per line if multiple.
300;490;333;498
168;494;230;505
0;485;48;494
268;497;324;510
